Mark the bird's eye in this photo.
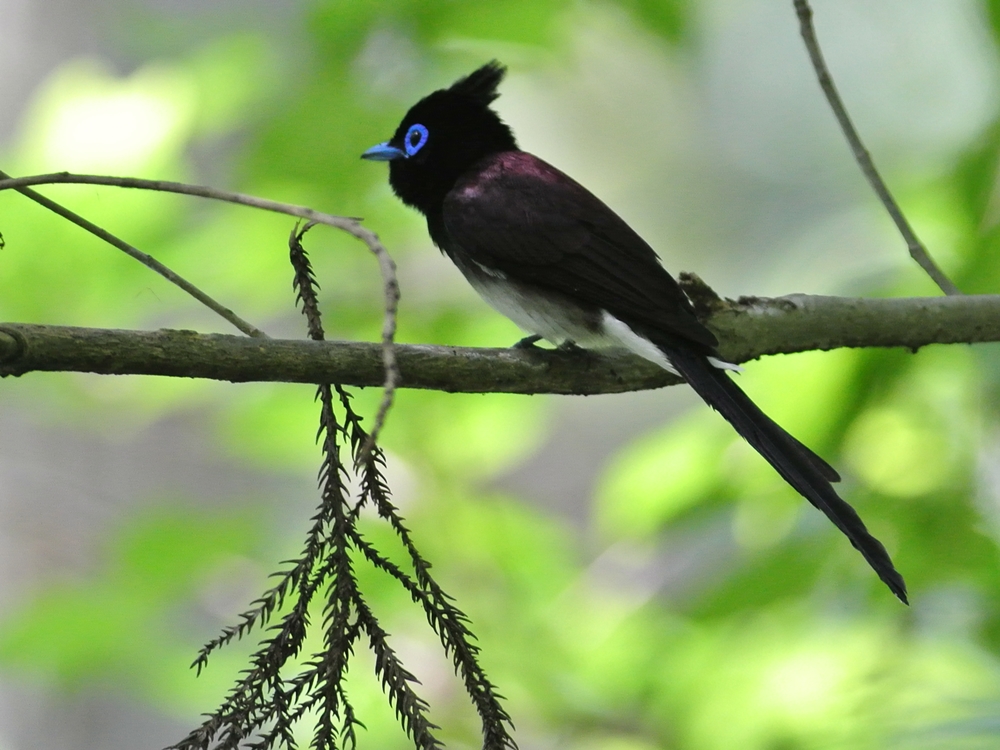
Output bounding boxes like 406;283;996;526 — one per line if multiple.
404;123;429;157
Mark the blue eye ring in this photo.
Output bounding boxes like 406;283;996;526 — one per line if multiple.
404;123;429;157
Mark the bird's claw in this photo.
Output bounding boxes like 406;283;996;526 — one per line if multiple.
557;340;584;353
512;334;543;349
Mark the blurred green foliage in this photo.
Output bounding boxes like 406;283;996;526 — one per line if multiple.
2;1;1000;748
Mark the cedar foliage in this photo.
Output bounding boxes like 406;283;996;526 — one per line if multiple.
170;225;516;750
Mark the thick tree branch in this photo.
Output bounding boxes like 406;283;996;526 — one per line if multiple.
2;293;998;395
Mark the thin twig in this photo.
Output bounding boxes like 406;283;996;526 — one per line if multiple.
792;0;962;296
0;169;266;337
0;170;400;434
357;235;399;463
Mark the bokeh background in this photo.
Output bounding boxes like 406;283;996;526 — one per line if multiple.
3;0;1000;747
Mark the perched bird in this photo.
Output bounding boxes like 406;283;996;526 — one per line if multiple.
362;61;906;603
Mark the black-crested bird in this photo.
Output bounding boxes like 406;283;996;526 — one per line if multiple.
362;62;906;603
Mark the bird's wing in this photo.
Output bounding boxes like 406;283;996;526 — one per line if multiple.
440;155;911;599
441;151;719;351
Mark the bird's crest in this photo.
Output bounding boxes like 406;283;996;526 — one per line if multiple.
448;61;506;106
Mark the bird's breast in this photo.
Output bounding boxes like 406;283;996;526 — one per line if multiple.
447;243;685;375
449;251;604;346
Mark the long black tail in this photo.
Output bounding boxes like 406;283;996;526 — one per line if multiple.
658;340;907;603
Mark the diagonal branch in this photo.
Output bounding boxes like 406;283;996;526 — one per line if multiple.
0;169;266;338
792;0;962;296
2;293;1000;394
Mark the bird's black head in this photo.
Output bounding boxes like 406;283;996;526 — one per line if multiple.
362;61;518;216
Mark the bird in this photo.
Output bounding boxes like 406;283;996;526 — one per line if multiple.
362;61;906;603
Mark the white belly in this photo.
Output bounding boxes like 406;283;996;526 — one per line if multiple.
462;261;681;375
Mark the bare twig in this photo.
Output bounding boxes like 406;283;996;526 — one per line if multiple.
792;0;962;296
0;172;363;230
0;169;266;337
349;223;399;463
0;170;400;433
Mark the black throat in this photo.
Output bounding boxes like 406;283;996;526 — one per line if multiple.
387;116;517;218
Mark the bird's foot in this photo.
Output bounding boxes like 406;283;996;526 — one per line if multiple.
557;339;585;353
512;334;543;349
